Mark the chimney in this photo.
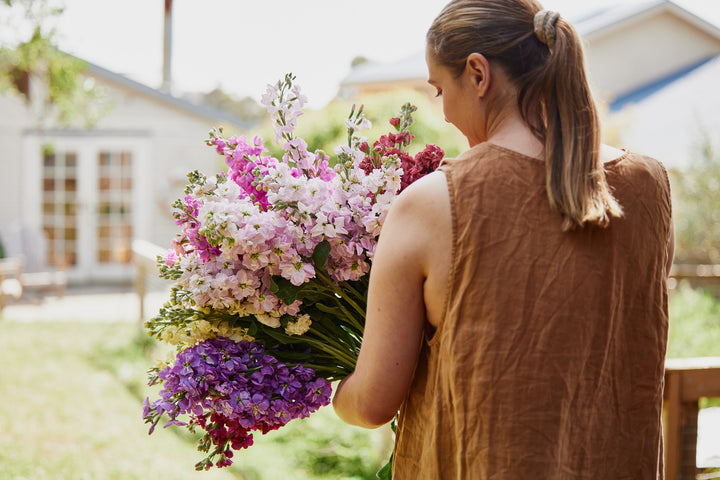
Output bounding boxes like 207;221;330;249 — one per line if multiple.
162;0;173;93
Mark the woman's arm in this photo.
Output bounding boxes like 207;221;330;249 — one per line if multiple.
332;172;449;428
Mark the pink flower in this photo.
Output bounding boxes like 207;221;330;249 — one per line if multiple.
250;290;279;313
164;250;178;266
242;247;271;271
280;258;315;286
234;270;260;299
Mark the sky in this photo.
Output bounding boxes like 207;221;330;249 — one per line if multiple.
3;0;720;108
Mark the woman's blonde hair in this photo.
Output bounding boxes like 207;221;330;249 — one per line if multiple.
427;0;623;230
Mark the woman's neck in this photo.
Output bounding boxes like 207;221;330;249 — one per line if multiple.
484;111;544;160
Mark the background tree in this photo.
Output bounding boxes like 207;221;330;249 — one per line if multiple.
670;133;720;264
201;87;266;127
259;88;467;163
0;0;106;126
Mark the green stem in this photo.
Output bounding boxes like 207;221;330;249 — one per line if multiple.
338;278;366;303
300;336;356;370
315;269;366;320
310;317;361;353
332;300;364;335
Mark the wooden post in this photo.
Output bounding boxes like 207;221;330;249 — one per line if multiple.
131;239;168;324
680;401;699;479
664;369;682;480
136;261;147;323
664;358;720;480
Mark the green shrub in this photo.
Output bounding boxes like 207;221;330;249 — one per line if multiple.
668;282;720;359
669;134;720;264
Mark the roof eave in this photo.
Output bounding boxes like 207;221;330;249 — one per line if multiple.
82;60;252;130
579;0;720;43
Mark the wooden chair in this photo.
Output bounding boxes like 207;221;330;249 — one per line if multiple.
0;257;23;312
0;226;67;303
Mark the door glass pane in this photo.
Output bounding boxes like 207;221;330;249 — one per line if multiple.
42;150;79;267
96;150;133;264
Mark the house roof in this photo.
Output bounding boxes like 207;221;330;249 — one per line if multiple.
341;53;427;86
340;0;720;88
610;53;720;170
83;60;253;130
576;0;720;41
609;54;716;112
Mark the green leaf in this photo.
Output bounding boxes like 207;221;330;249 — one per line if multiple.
376;452;393;480
376;416;398;479
270;275;305;305
312;240;331;269
247;320;258;337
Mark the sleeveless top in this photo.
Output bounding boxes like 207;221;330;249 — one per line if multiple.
392;143;672;479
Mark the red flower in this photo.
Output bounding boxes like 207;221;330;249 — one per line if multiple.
358;156;376;175
400;144;445;191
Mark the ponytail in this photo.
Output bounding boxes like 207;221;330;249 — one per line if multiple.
427;0;623;230
531;10;623;230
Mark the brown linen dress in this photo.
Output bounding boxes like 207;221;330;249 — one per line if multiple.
392;143;673;479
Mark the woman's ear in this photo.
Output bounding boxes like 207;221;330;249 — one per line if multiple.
465;53;491;98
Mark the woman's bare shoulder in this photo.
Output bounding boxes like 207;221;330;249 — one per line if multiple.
392;170;449;217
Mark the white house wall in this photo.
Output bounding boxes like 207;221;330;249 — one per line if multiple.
0;93;32;230
88;77;235;249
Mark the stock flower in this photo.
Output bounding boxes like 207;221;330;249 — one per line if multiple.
280;257;316;286
145;74;443;471
400;143;445;191
285;314;312;336
163;250;178;266
143;337;331;470
255;313;281;328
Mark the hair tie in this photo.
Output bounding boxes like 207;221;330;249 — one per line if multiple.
534;9;561;49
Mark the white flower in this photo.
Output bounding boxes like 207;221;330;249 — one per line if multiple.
310;211;336;238
255;313;281;328
285;314;312;336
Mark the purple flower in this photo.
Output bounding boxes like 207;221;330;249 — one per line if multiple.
143;337;332;469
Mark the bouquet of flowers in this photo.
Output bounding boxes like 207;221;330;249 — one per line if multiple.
143;73;444;470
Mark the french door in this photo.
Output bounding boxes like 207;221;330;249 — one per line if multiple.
24;135;149;282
